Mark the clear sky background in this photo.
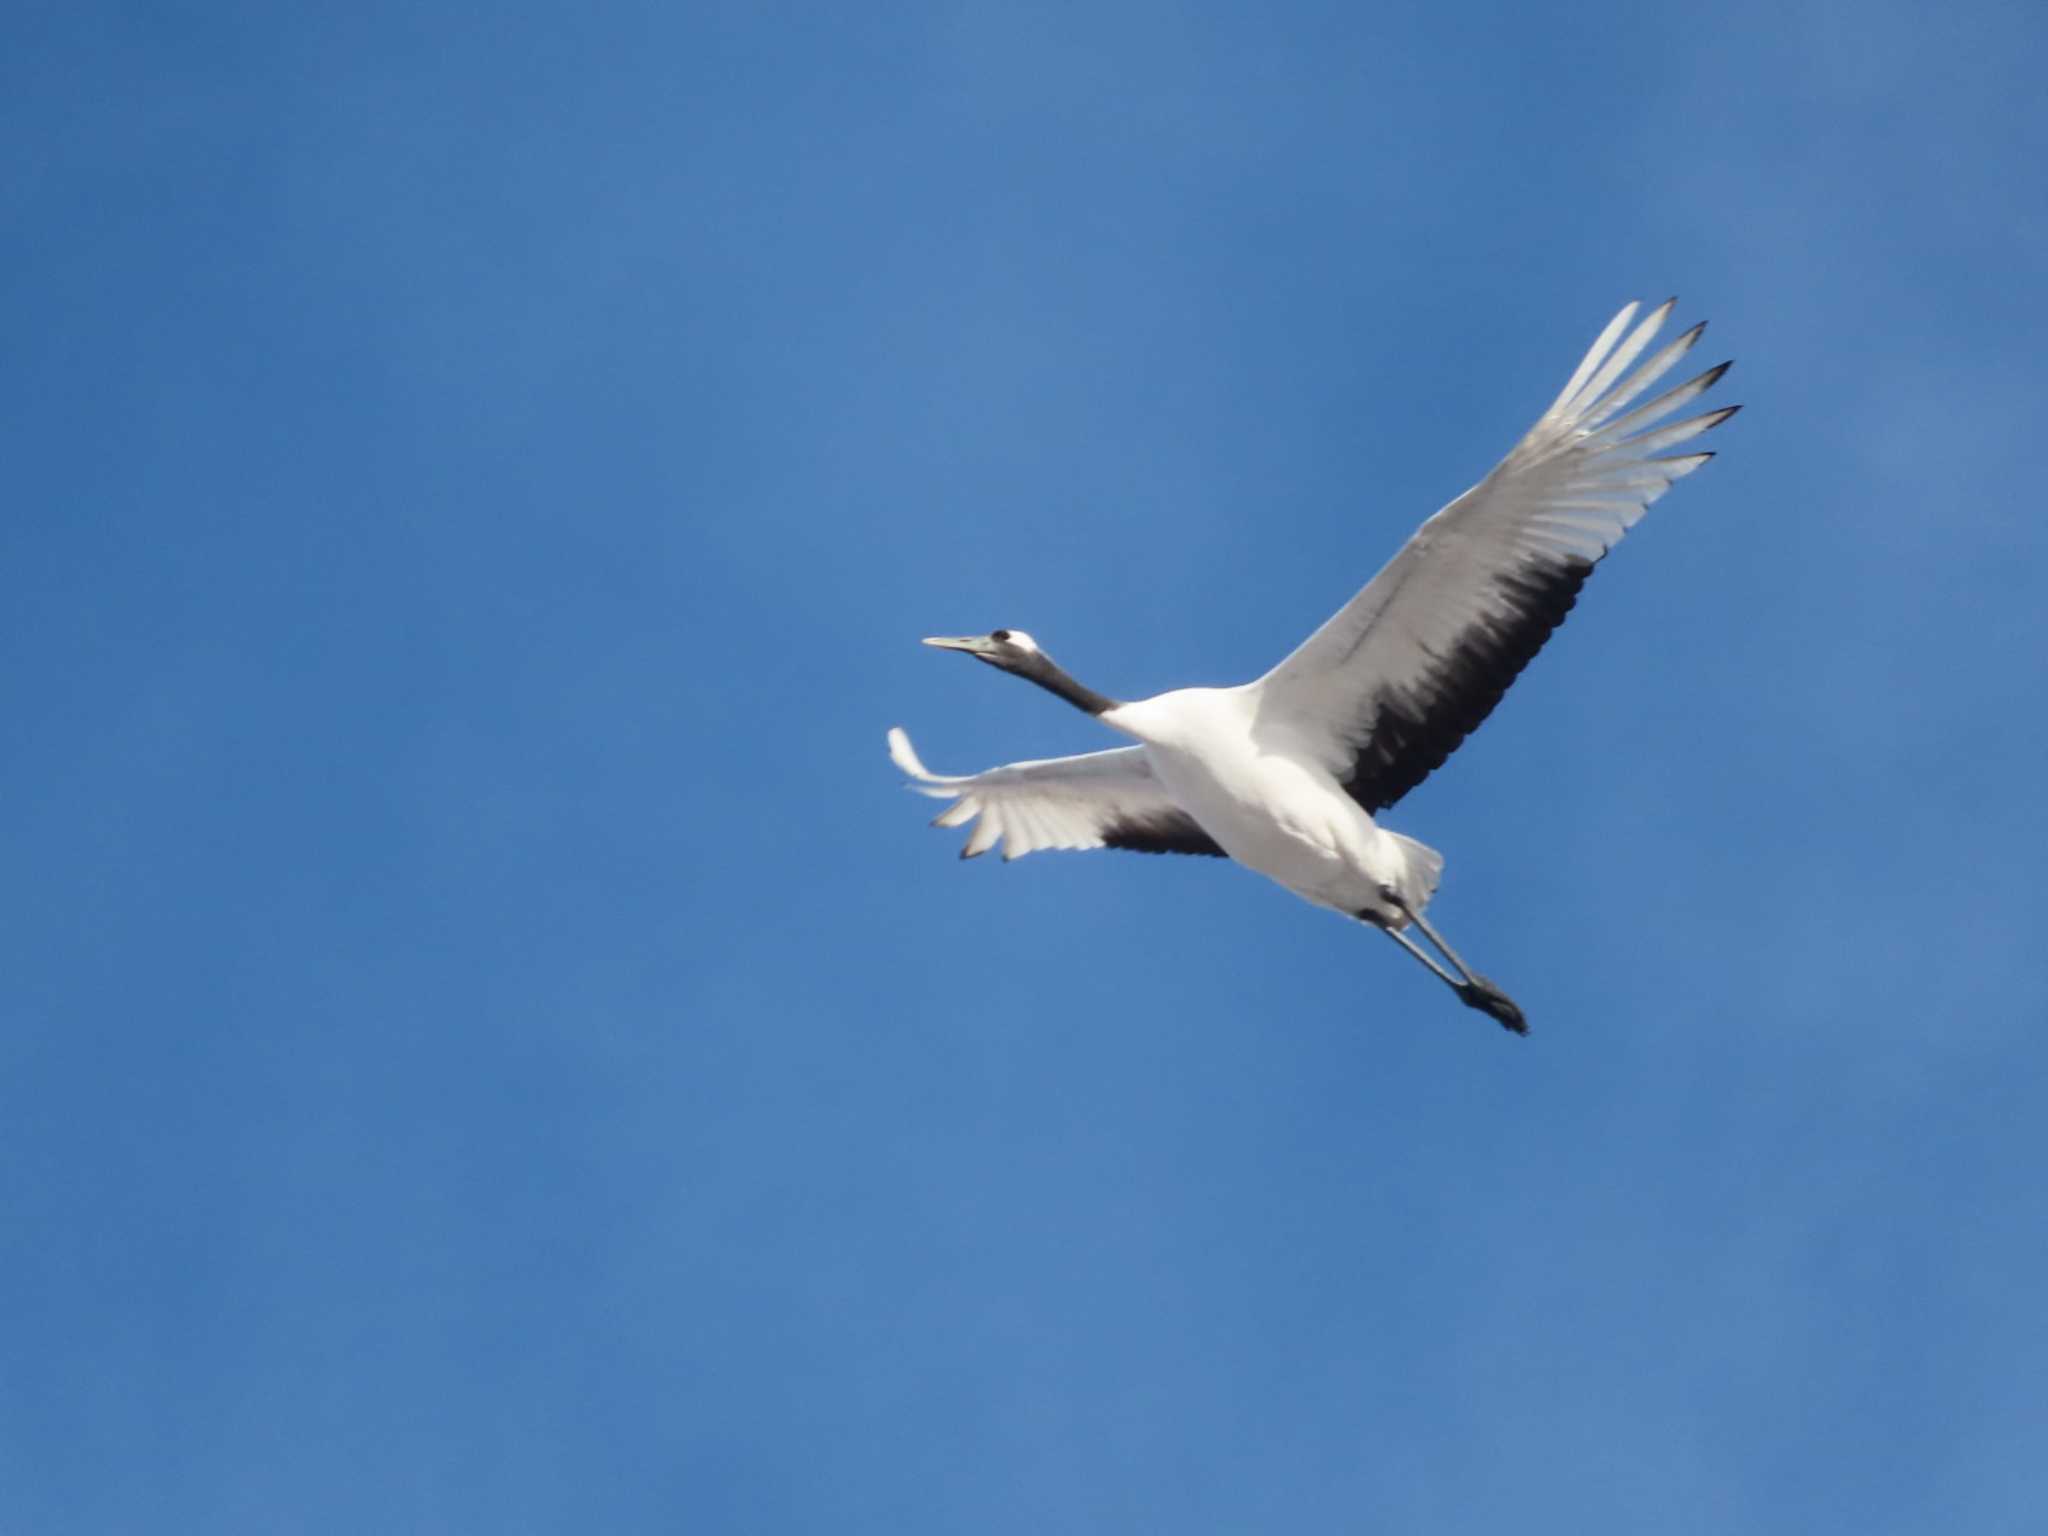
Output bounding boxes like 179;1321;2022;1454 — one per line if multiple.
5;2;2045;1531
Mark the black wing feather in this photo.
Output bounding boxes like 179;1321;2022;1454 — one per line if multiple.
1100;812;1228;858
1341;554;1595;813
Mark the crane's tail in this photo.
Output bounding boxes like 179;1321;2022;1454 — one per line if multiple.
1384;831;1444;921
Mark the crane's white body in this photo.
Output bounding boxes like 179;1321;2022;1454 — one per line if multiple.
1100;688;1437;921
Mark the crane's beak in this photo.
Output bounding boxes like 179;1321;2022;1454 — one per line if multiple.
921;634;997;655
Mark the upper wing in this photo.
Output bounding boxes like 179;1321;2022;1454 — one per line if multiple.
1251;299;1737;813
887;727;1225;860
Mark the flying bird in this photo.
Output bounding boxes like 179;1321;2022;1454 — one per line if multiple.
888;300;1736;1034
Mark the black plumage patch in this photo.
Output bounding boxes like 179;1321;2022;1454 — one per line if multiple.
1101;813;1227;858
1341;554;1596;814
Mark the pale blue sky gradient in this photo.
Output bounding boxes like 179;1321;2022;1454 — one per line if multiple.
4;2;2046;1531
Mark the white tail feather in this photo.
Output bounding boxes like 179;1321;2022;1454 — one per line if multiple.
1384;831;1444;919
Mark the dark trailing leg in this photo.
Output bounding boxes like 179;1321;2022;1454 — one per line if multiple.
1361;895;1530;1036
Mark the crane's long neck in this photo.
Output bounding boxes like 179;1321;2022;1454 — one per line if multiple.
1016;652;1119;716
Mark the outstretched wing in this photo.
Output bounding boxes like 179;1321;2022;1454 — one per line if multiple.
888;727;1225;860
1251;299;1737;813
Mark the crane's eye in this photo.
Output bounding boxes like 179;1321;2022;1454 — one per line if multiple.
991;629;1011;642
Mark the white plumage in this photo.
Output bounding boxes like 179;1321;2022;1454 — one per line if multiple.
887;730;1204;861
889;300;1737;1033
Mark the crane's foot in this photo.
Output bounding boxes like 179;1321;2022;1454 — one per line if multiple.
1457;977;1529;1035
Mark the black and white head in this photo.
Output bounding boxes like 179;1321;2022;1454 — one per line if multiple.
920;629;1117;716
921;628;1044;672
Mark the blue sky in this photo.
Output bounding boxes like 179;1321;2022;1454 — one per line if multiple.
5;1;2046;1530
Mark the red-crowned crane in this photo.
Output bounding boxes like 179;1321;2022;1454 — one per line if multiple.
890;300;1737;1034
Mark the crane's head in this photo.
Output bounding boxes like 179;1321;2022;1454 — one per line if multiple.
919;629;1118;716
920;629;1044;672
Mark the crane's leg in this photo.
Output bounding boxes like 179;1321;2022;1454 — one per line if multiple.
1360;896;1528;1035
